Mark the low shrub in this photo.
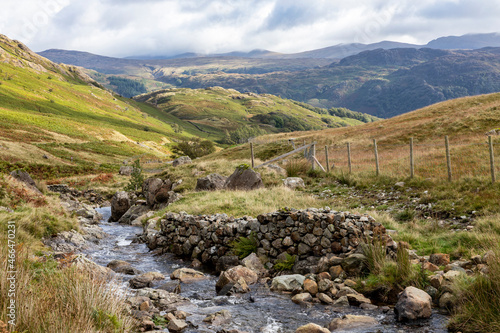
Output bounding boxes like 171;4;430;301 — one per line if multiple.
230;233;258;259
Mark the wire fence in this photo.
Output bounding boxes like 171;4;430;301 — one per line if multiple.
252;136;500;183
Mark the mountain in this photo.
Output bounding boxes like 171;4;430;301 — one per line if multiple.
427;33;500;50
133;87;379;143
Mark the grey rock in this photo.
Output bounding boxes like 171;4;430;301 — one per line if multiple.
110;191;131;222
172;156;192;167
224;167;263;191
283;177;305;190
270;274;305;292
394;286;432;322
195;173;227;191
328;315;378;331
119;166;134;176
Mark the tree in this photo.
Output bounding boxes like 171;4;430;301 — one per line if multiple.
124;160;144;192
172;138;216;158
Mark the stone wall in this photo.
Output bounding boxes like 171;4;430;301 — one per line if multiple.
147;208;387;268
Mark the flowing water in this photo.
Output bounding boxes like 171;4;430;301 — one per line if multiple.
85;207;449;333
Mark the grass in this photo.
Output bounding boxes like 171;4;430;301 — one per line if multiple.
448;247;500;333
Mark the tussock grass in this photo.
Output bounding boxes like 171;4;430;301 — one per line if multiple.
0;242;136;332
164;186;324;217
448;247;500;333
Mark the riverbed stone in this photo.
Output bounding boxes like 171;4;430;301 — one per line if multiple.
170;268;206;282
270;274;305;292
295;323;330;333
394;286;432;322
304;278;319;295
110;191;131;222
129;272;164;289
107;260;141;275
328;315;378;331
167;318;188;332
216;266;258;294
292;293;313;304
333;296;349;307
203;310;232;325
242;253;267;277
317;293;334;305
347;293;372;306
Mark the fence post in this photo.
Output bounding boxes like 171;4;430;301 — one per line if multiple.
303;140;307;157
410;137;414;178
347;142;352;174
445;136;452;182
489;135;496;183
373;139;380;176
250;142;255;168
311;144;316;170
325;145;330;172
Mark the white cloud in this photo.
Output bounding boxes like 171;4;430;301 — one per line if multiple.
1;0;499;57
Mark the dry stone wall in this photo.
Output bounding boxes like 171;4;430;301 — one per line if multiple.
148;208;387;267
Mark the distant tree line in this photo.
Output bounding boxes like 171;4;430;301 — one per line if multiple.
108;76;147;98
220;126;266;145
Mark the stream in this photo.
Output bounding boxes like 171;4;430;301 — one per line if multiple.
84;207;449;333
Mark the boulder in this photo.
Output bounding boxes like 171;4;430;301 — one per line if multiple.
142;177;173;207
170;268;206;282
216;266;258;294
242;253;267;277
328;315;378;331
172;156;192;167
10;169;40;193
117;204;150;225
43;230;88;253
107;260;141;275
346;293;372;306
303;278;319;295
270;274;305;292
295;323;330;333
341;254;368;276
224;167;263;191
317;293;334;305
283;177;305;190
72;254;113;279
110;191;131;222
129;272;164;289
195;173;227;191
119;166;134;176
216;255;240;272
394;286;432;322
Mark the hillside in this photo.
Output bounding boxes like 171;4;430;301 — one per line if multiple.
0;34;197;178
134;87;378;143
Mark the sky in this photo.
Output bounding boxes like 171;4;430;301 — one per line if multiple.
1;0;499;58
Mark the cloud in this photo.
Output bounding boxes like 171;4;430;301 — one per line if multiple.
2;0;499;57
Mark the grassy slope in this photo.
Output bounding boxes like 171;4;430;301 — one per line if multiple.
134;87;367;142
0;35;203;178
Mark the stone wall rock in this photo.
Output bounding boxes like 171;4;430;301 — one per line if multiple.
147;208;388;273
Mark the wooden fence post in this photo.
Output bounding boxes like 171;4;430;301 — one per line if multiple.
347;142;352;174
489;135;496;183
445;136;452;182
373;139;380;176
311;144;316;170
410;137;414;178
250;142;255;168
325;145;330;172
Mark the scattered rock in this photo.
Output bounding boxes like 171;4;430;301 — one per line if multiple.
203;310;231;325
333;296;349;307
117;204;150;226
224;167;263;190
303;278;319;295
110;191;131;222
347;293;372;306
195;173;227;191
283;177;305;190
292;293;313;304
270;274;305;292
72;254;113;279
129;272;164;289
265;164;286;176
439;292;457;312
216;266;258;294
317;293;334;305
242;253;267;277
170;268;206;282
394;286;432;322
395;182;405;187
107;260;141;275
172;156;192;167
119;166;134;176
328;315;378;331
429;253;450;266
43;230;88;253
295;323;330;333
167;318;188;332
